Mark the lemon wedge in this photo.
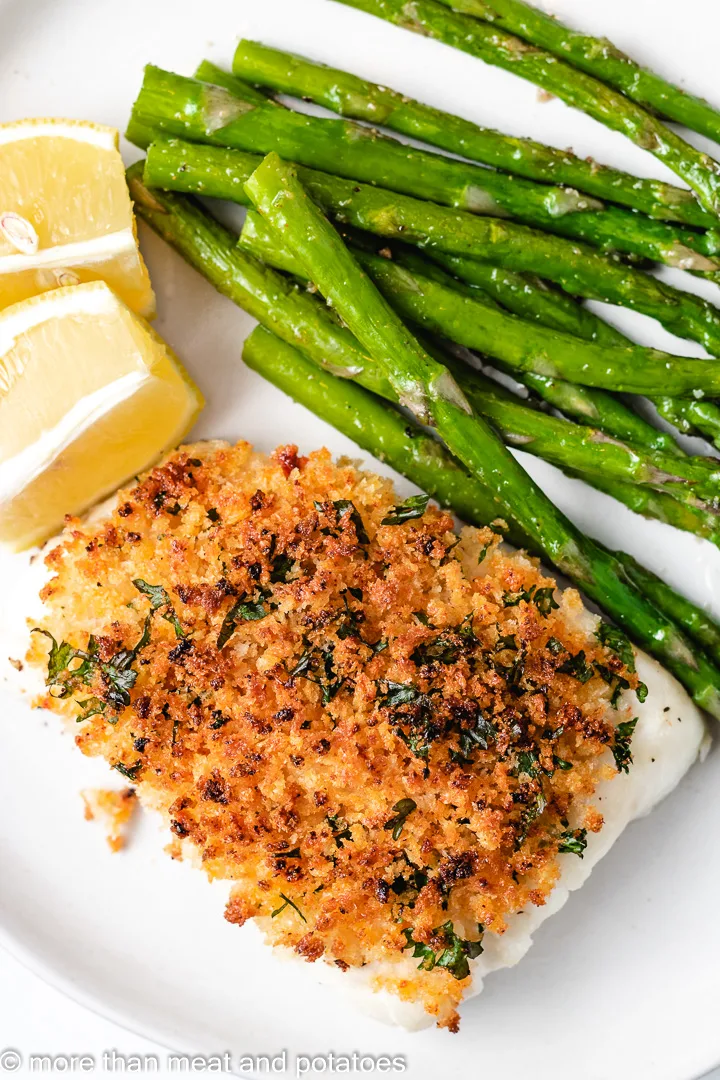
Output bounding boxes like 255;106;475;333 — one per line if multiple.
0;118;155;316
0;281;204;550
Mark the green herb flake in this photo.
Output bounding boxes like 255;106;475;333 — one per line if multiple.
217;594;268;649
516;750;540;778
558;828;588;857
503;583;558;616
383;798;417;841
533;586;559;616
558;650;595;684
133;578;185;638
333;499;370;546
381;494;430;526
596;622;636;673
612;718;638;774
113;760;143;782
380;681;422;708
76;697;107;723
411;635;460;666
270;553;294;583
402;921;484;980
271;892;307;922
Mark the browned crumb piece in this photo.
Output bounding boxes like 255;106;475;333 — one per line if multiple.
82;787;137;852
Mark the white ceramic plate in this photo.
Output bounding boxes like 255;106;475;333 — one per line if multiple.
1;0;720;1076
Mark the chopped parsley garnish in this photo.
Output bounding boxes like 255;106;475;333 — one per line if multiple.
33;630;77;690
380;681;422;708
34;609;156;715
558;828;588;857
596;622;647;704
113;760;143;782
388;867;428;907
217;593;268;648
456;714;496;757
270;553;294;583
383;798;417;841
596;622;635;671
411;634;460;666
533;586;560;616
315;499;369;547
503;583;558;616
381;494;429;526
611;718;638;773
271;892;307;922
209;710;230;730
75;697;107;723
558;650;595;684
333;500;370;546
290;643;344;704
516;750;540;778
402;921;484;980
132;578;185;638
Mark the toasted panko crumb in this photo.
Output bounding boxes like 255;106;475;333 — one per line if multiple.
29;441;641;1029
81;787;137;852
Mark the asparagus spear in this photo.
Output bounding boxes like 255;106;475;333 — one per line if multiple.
615;554;720;669
238;213;720;511
237;193;720;452
239;210;720;531
582;473;720;550
228;198;720;398
192;60;274;102
240;208;687;455
437;248;720;450
433;0;720;147
330;0;720;218
242;153;720;714
245;324;720;665
144;138;720;356
442;361;720;510
125;66;274;147
231;40;714;229
127;158;720;706
131;66;720;272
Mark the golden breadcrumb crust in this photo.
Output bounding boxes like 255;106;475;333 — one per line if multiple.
29;441;639;1030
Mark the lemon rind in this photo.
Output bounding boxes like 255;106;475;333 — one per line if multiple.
0;118;118;151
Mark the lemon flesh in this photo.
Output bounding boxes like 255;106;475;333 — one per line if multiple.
0;119;154;316
0;282;204;550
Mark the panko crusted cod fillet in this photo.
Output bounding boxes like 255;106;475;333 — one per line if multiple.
28;441;708;1031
